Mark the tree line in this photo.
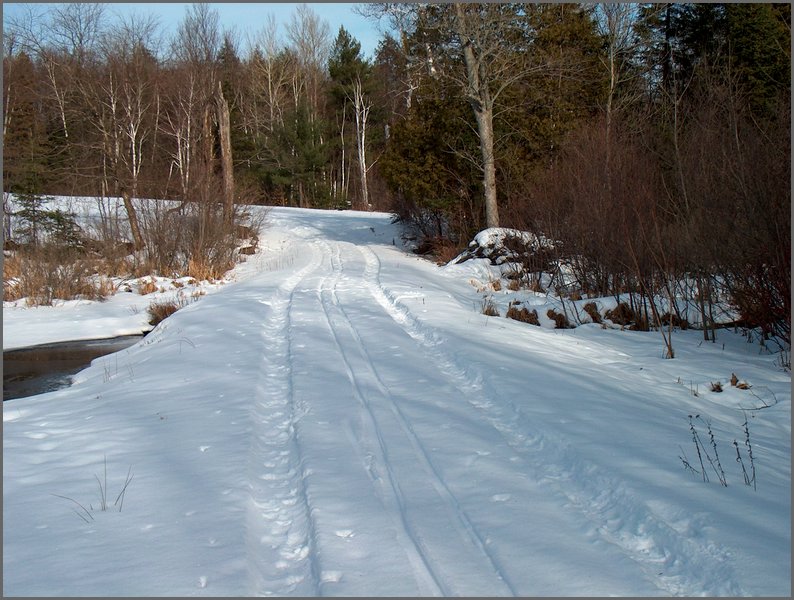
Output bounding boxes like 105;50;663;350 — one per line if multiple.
3;3;790;344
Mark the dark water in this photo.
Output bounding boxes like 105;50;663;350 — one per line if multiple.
3;335;143;401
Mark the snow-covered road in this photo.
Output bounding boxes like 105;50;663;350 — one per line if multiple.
4;207;790;596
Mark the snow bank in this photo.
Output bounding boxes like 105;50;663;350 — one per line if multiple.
3;204;790;596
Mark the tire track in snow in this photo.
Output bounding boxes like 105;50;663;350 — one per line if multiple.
317;241;447;596
247;241;323;596
317;240;516;597
357;245;745;597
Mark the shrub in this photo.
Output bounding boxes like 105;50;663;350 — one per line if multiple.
481;296;500;317
147;295;191;326
506;303;540;325
583;301;602;324
605;302;635;326
3;247;113;305
138;278;158;295
661;312;689;330
136;196;254;281
547;308;570;329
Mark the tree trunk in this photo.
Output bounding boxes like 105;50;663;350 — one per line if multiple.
121;191;144;250
202;104;213;203
454;3;500;229
216;82;235;226
473;106;499;229
352;78;371;211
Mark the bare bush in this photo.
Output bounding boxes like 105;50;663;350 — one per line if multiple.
137;195;248;280
147;294;192;327
506;302;539;325
481;296;500;317
547;308;571;329
3;247;114;306
583;302;601;324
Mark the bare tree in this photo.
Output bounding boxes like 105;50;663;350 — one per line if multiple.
7;8;65;141
215;80;235;225
355;2;422;109
84;12;160;250
163;3;222;204
248;15;291;136
349;76;372;210
448;3;553;229
48;2;106;67
286;4;331;122
161;69;199;200
3;28;21;138
595;4;645;175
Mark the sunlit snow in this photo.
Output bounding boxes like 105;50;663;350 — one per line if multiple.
3;205;790;596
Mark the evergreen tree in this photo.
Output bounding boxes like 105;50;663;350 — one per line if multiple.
506;3;606;164
328;27;369;96
380;76;481;240
725;3;790;116
2;51;55;194
272;100;332;208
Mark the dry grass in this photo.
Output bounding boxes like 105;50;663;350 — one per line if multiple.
433;240;463;266
3;250;114;305
481;297;500;317
583;302;602;324
506;302;540;325
147;295;192;327
605;302;635;326
661;312;689;330
529;278;545;293
138;278;158;295
187;257;231;282
547;308;571;329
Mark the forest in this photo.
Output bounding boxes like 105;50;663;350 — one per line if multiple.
2;2;790;347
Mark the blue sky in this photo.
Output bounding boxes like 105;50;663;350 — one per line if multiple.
3;3;388;60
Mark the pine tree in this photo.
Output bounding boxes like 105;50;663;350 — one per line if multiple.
725;3;790;116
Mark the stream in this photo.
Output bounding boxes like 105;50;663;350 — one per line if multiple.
3;335;144;401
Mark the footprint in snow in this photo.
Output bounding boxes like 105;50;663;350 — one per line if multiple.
334;529;354;539
321;571;343;583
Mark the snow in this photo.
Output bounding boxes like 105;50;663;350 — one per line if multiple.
3;204;791;596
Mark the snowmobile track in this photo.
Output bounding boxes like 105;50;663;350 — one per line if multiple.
247;241;323;596
357;244;745;596
317;240;516;596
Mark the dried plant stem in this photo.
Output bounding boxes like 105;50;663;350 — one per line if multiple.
114;466;134;512
50;493;94;522
697;416;727;486
733;440;751;486
689;415;708;482
743;414;757;491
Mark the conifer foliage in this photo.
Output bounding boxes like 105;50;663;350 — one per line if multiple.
3;3;789;341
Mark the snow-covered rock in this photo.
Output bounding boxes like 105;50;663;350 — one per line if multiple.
453;227;556;265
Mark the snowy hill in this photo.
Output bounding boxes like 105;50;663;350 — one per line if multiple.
3;206;790;596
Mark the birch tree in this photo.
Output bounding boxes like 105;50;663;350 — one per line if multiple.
350;76;372;210
87;13;159;250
